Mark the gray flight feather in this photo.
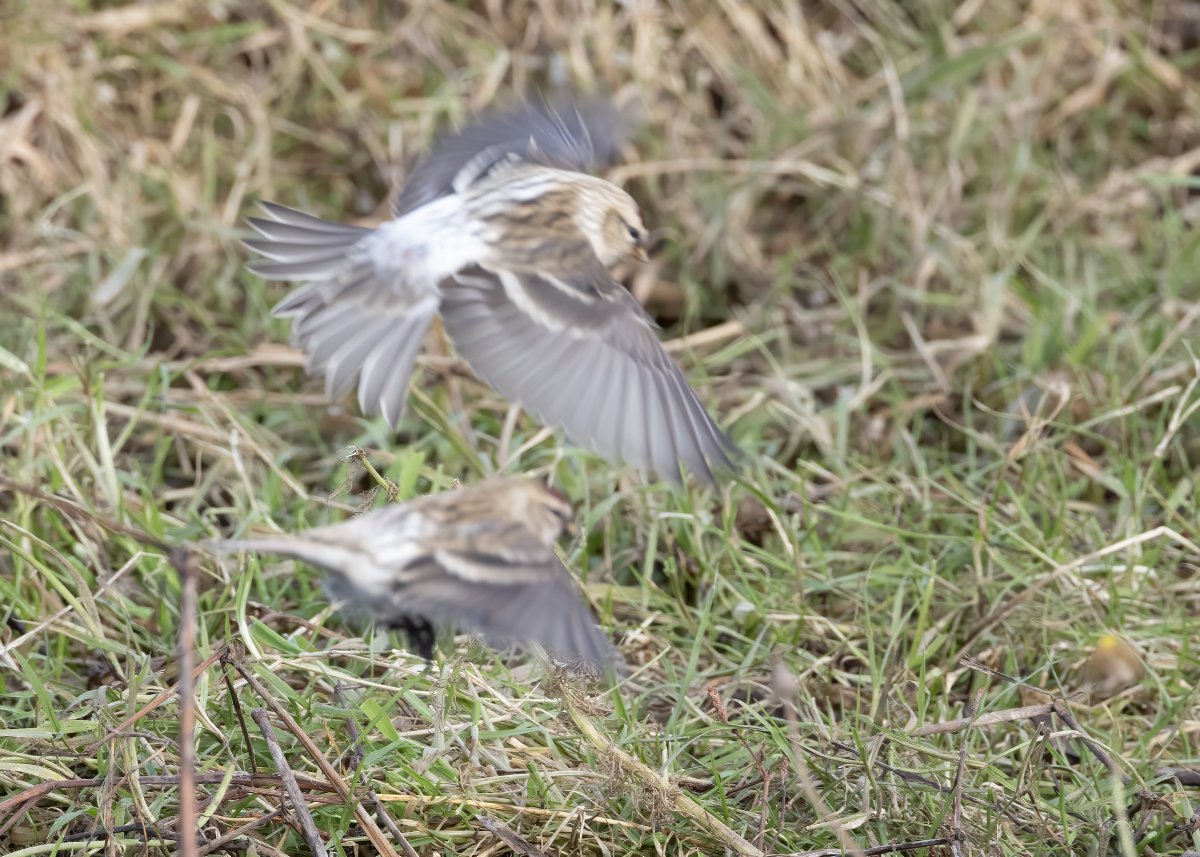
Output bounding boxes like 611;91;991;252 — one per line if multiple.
441;266;738;485
393;97;631;216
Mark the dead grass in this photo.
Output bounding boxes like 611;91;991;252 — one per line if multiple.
2;1;1200;855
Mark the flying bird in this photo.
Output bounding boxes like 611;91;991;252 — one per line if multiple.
204;477;617;668
242;97;738;484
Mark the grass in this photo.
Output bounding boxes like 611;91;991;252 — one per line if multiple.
2;0;1200;854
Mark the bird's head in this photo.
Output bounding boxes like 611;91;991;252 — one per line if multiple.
438;477;574;544
581;182;649;267
518;477;575;543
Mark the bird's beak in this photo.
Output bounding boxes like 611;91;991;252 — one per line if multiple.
632;246;650;264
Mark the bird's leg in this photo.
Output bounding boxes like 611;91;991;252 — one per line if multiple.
389;616;437;663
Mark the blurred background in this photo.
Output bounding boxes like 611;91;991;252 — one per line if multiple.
2;1;1199;855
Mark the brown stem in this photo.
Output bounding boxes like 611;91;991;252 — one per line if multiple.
231;656;403;857
555;683;764;857
171;547;199;857
251;708;328;857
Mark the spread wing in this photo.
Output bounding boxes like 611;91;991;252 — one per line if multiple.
394;98;630;216
440;264;738;484
242;201;437;428
378;519;618;668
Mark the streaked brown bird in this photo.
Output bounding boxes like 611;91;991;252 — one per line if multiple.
204;477;617;668
242;97;738;484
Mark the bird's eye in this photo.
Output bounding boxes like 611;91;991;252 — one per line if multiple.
627;225;641;242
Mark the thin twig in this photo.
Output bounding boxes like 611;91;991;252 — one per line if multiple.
957;661;1124;777
1156;767;1200;787
477;815;551;857
785;836;952;856
349;447;398;501
829;741;969;803
947;688;985;857
707;683;773;851
1051;699;1119;774
372;792;651;830
662;318;748;354
333;685;421;857
62;822;169;843
908;703;1055;736
86;644;231;752
497;403;521;468
251;708;329;857
0;772;338;826
231;656;402;857
171;547;200;857
221;654;258;774
772;663;866;857
770;757;789;856
197;806;287;856
554;680;765;857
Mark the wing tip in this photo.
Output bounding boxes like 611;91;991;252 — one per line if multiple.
554;643;626;676
256;199;292;220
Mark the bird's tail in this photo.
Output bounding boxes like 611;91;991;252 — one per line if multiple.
240;201;438;428
242;201;372;290
202;535;360;575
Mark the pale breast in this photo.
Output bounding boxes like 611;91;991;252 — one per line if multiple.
371;195;490;295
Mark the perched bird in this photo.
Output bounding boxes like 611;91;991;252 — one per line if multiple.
1077;634;1145;701
242;97;737;484
204;477;617;669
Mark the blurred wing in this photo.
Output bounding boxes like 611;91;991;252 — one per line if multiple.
243;201;437;427
395;98;629;216
377;521;617;668
440;265;738;484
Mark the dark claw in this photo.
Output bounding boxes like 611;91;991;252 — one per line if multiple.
389;616;437;662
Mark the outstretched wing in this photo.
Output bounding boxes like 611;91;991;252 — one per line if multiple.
394;97;630;216
377;519;618;668
440;265;739;485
